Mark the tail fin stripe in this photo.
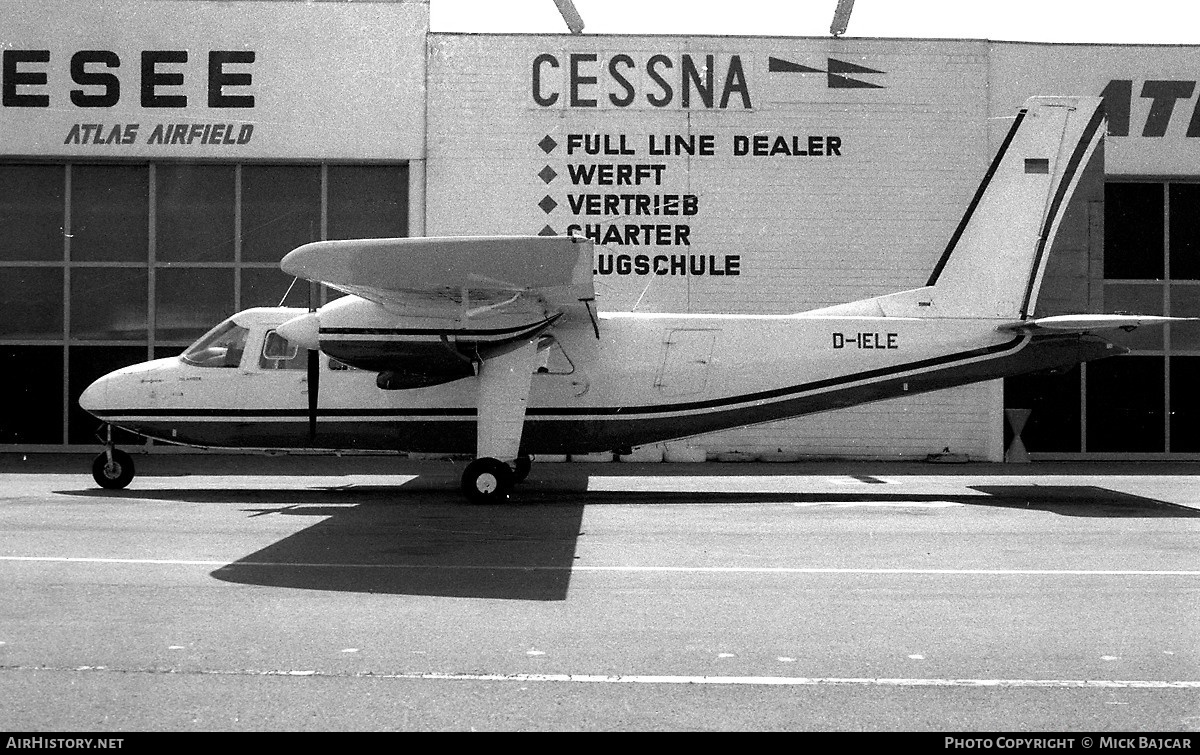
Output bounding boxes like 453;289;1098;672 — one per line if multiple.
926;110;1027;287
1017;105;1106;318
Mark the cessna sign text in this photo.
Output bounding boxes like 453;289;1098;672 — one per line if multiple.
532;53;752;109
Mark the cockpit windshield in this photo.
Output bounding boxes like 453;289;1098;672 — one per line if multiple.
180;320;249;368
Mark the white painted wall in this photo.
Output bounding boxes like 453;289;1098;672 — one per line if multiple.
426;34;1000;460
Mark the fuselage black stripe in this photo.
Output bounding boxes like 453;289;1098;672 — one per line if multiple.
91;335;1026;420
926;109;1027;287
537;334;1023;415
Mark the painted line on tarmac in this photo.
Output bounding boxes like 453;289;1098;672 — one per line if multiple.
587;475;930;493
4;664;1199;688
1;556;1199;576
788;501;962;508
375;673;1200;689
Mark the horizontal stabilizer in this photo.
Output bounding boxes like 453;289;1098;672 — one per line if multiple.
998;314;1190;332
282;235;594;304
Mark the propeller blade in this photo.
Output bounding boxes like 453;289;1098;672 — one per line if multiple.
307;281;319;444
307;345;319;443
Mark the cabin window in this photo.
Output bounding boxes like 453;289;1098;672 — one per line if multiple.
180;320;249;368
259;330;306;370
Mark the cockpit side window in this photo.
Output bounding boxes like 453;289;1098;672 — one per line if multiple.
180;320;250;368
259;330;307;370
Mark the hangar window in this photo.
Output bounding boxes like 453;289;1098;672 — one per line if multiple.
0;159;407;447
0;164;64;261
241;268;309;310
1104;183;1163;279
1009;180;1200;457
0;267;63;339
328;165;408;240
1169;184;1200;280
1170;282;1200;350
242;166;322;263
0;346;63;444
70;267;149;341
1086;356;1165;452
1171;357;1200;452
156;165;236;263
70;165;149;263
1004;366;1080;453
155;268;235;342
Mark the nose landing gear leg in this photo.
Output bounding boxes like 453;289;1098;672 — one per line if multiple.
91;424;135;490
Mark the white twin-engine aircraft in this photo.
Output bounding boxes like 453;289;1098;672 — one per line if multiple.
80;96;1179;501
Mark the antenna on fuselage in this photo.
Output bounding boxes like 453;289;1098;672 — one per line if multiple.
280;277;300;308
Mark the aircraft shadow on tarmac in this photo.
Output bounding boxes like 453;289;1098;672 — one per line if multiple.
56;480;1198;601
210;492;587;602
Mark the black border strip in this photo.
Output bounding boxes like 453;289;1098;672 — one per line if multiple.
91;335;1025;420
925;110;1027;287
1018;104;1105;318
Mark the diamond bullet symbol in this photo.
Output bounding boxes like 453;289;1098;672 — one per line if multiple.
538;195;558;214
538;135;558;154
538;165;558;184
537;225;557;236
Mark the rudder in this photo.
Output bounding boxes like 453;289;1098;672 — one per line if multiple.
925;96;1105;320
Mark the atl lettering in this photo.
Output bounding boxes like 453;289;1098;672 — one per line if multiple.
1101;79;1200;137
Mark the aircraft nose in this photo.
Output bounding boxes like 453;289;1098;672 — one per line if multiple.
277;312;321;351
78;375;109;415
78;358;177;416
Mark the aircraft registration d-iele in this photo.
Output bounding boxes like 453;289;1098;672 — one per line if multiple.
79;96;1182;502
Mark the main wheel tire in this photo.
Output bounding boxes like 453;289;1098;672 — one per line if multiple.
511;455;532;484
92;449;135;490
461;457;514;504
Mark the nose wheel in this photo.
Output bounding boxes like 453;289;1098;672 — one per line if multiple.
91;424;135;490
92;448;135;490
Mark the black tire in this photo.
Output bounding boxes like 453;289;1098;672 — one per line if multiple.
92;449;135;490
511;455;532;484
461;457;513;504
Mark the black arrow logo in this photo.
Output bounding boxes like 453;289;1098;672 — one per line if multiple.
769;56;885;89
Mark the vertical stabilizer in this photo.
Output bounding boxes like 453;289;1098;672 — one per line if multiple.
925;96;1104;319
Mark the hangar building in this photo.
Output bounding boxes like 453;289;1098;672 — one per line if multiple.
2;0;1197;460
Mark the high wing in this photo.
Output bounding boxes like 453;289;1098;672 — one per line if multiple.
278;235;597;374
281;235;594;313
277;235;596;501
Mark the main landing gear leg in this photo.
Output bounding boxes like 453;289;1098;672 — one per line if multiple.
91;424;135;490
463;338;538;504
